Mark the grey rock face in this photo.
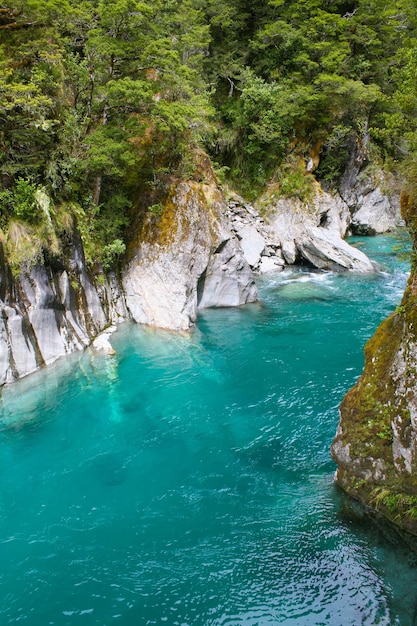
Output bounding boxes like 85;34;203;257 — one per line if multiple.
350;186;400;235
197;238;257;308
98;273;130;325
339;159;402;235
258;186;375;272
1;306;40;382
122;181;257;330
0;238;109;384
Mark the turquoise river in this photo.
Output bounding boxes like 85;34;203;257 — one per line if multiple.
1;233;416;626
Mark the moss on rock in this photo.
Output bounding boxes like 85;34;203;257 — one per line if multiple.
331;186;417;535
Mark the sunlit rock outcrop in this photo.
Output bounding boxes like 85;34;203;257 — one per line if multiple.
256;185;375;272
0;153;402;385
337;137;402;235
122;176;257;331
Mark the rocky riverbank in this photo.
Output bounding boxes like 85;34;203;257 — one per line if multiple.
0;156;402;385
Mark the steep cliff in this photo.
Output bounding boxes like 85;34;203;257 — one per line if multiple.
122;168;257;331
0;231;107;384
0;162;257;383
331;189;417;535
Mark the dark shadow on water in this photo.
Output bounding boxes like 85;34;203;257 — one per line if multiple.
337;489;417;555
335;486;417;626
87;451;129;487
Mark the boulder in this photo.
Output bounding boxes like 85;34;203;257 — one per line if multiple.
258;256;285;274
260;185;374;272
237;223;266;268
298;226;375;272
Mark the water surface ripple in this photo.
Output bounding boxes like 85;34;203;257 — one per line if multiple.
1;233;417;625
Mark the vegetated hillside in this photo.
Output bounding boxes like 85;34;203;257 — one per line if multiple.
0;0;416;275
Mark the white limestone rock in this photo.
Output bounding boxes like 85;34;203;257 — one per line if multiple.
23;264;92;364
258;257;285;274
123;180;257;331
197;238;257;308
0;323;10;385
235;223;266;268
92;326;117;355
259;185;374;272
2;306;39;379
298;226;375;272
28;309;69;365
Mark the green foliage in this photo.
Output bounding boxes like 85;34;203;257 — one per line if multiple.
101;239;126;270
315;126;353;184
75;192;130;268
277;161;315;201
0;178;39;224
0;189;13;228
0;0;216;271
0;0;416;269
148;203;163;216
205;0;407;193
13;179;39;223
370;487;417;520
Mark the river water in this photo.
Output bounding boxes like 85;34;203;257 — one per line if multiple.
1;233;416;625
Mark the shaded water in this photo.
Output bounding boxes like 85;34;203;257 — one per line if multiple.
1;233;416;625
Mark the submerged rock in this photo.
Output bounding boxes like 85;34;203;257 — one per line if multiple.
92;326;117;355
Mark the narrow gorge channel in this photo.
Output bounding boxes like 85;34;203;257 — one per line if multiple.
0;233;415;626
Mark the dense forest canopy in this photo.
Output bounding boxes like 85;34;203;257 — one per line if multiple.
0;0;416;270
